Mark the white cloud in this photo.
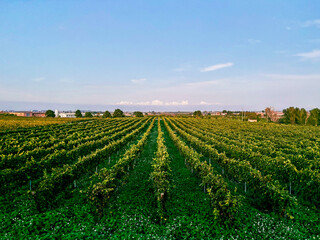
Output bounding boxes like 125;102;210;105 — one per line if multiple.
32;77;45;82
131;78;146;84
151;100;163;105
200;101;221;105
302;19;320;28
118;101;134;105
165;100;189;106
294;49;320;59
200;62;233;72
117;100;188;106
137;101;151;106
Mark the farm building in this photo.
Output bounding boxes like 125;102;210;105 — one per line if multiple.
9;111;45;117
58;112;76;118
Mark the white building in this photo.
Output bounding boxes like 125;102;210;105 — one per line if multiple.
59;112;76;118
248;119;258;122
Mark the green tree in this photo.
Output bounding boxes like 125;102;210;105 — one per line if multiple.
295;108;307;125
84;112;93;118
245;112;258;120
283;107;296;124
45;110;55;118
308;108;320;126
283;107;308;125
102;111;112;118
113;109;125;118
193;110;202;117
75;110;82;118
133;111;144;117
226;111;233;117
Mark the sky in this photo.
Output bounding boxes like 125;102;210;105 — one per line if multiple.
0;0;320;111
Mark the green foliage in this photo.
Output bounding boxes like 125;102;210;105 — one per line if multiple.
102;111;111;118
86;119;155;216
150;119;171;222
133;111;144;117
283;107;308;125
45;110;55;118
29;119;151;211
244;112;258;120
166;118;296;217
113;109;125;118
295;108;307;124
164;118;239;225
2;117;320;239
308;108;320;126
283;107;295;124
0;114;79;130
84;112;93;118
0;119;144;193
193;110;202;117
226;111;233;117
75;110;82;118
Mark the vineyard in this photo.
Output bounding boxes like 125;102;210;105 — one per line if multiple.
0;114;82;131
1;117;320;239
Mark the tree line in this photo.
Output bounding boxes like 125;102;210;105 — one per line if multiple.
281;107;320;126
45;109;144;118
192;107;320;126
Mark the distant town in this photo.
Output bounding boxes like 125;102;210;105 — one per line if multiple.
0;109;283;120
2;106;318;127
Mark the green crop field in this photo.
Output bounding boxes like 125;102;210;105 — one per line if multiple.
1;117;320;239
0;115;83;131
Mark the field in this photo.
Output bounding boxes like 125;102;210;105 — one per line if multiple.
1;117;320;239
0;115;82;131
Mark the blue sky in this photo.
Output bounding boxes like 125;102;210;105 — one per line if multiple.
0;0;320;111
